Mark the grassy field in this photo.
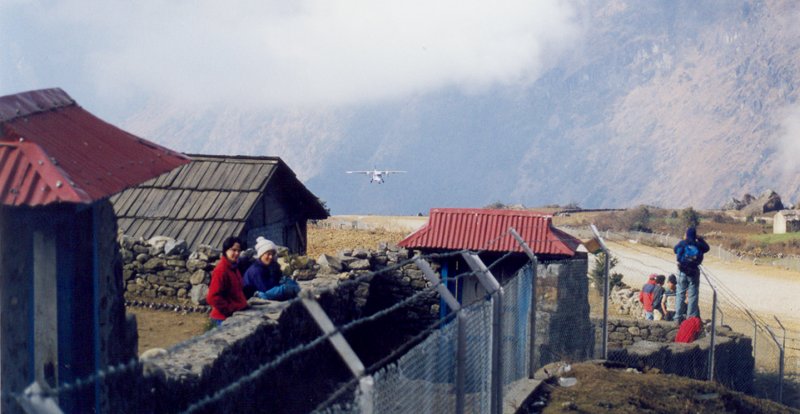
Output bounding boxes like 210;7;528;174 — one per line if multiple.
748;232;800;244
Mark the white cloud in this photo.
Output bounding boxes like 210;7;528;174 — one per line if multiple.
3;0;580;109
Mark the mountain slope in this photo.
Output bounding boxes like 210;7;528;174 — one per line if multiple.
121;0;800;214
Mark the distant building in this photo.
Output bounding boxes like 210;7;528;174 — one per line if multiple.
0;88;189;413
773;210;800;234
111;155;329;254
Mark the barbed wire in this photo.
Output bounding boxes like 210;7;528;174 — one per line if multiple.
179;249;518;414
311;308;463;412
10;222;563;410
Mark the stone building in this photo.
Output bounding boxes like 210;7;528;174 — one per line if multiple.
111;154;328;254
773;209;800;234
0;88;188;413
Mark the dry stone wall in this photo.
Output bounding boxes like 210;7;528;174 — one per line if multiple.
592;317;754;393
116;234;599;411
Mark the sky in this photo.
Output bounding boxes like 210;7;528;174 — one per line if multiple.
1;0;581;121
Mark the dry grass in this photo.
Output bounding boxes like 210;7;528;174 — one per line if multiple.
522;362;796;413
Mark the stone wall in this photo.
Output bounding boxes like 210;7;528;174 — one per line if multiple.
592;317;754;393
608;284;646;318
114;241;592;412
607;327;754;393
593;317;679;351
117;247;442;413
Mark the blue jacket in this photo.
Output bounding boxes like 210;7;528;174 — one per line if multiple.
673;237;710;274
243;260;282;297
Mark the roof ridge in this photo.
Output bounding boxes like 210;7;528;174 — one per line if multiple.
0;88;75;123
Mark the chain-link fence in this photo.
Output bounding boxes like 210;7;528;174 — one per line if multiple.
586;226;800;409
315;255;537;414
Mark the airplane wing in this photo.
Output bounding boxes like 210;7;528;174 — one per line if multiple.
381;171;407;175
346;171;371;174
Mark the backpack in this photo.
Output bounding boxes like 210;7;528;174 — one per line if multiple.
678;243;701;266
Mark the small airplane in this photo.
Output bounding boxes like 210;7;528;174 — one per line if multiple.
346;168;406;184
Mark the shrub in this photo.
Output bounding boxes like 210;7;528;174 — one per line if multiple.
589;252;624;294
621;205;652;232
680;207;700;229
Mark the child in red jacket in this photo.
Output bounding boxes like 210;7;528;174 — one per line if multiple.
207;236;249;326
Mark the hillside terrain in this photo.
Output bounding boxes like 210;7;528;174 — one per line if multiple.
120;0;800;214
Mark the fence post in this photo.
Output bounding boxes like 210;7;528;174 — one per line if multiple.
415;257;465;414
745;310;758;358
764;324;783;404
591;224;610;360
300;291;372;413
700;267;717;382
773;316;787;405
508;227;538;378
461;252;503;414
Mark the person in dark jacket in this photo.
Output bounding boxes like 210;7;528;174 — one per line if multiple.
243;237;300;301
662;274;677;321
207;236;249;325
651;274;666;320
673;227;710;323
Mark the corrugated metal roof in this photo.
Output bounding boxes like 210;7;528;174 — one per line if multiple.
110;154;328;249
0;88;189;206
398;208;580;256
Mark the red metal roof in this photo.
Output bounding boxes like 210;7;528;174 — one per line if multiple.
0;88;189;207
398;208;581;256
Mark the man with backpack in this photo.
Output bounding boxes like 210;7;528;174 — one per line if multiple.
673;227;710;324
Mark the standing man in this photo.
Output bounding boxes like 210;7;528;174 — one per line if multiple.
673;227;710;323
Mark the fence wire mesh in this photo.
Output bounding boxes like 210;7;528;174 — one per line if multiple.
584;227;800;409
461;299;493;414
315;261;521;414
368;319;459;414
501;264;533;386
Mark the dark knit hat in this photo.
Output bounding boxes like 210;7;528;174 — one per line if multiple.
686;227;697;240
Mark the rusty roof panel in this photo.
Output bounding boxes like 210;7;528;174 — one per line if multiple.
0;88;189;207
398;208;580;256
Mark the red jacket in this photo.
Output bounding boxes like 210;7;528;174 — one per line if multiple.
639;278;658;312
207;256;248;320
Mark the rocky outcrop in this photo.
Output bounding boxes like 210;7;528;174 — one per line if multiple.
727;190;786;215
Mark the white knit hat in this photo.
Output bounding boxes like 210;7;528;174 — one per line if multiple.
255;237;277;259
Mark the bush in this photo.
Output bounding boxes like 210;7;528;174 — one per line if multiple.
621;205;652;232
710;212;731;223
680;207;700;229
589;252;624;294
